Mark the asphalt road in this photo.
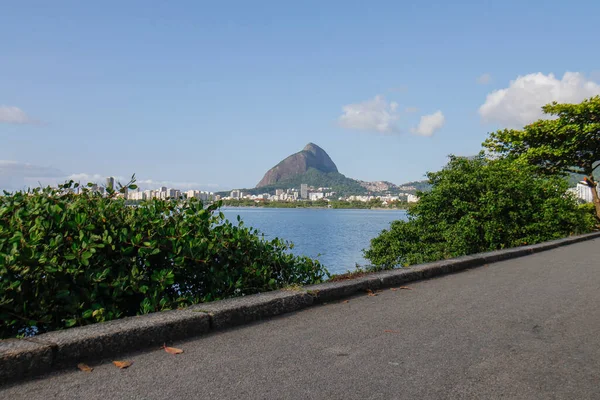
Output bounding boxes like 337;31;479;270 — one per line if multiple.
3;239;600;400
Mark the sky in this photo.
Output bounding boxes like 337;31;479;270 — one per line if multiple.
2;0;600;192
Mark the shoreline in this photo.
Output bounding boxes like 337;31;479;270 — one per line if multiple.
220;205;410;211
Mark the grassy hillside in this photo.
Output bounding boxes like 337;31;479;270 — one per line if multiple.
258;169;366;196
219;168;368;196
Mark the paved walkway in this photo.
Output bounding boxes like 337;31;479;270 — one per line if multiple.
2;239;600;399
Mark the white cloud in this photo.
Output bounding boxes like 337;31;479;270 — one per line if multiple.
0;161;63;178
0;106;35;124
0;161;64;191
65;175;218;191
0;162;219;192
411;111;445;137
67;173;108;182
404;106;419;113
136;179;220;190
338;95;401;134
479;72;600;127
477;73;492;85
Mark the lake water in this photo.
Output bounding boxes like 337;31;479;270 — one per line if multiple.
221;208;408;275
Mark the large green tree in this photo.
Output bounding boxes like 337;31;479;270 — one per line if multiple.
483;96;600;220
364;154;594;269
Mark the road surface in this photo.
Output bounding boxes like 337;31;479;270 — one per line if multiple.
2;238;599;399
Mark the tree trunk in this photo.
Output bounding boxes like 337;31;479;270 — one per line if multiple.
586;177;600;222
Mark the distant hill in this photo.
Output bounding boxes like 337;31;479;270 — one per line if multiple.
256;143;338;187
356;179;432;194
216;142;431;197
567;171;599;187
243;168;365;197
396;180;432;193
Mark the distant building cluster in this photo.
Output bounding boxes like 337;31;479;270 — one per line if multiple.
225;184;418;203
66;176;216;202
229;188;301;202
127;187;216;201
346;193;419;203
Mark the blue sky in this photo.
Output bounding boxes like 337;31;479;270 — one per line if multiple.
2;0;600;192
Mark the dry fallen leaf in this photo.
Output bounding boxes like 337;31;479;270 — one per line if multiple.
342;300;349;303
399;286;413;290
163;344;184;354
390;288;398;291
77;363;93;372
384;329;401;334
366;289;378;297
113;360;133;369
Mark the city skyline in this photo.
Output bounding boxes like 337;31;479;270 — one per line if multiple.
2;1;600;192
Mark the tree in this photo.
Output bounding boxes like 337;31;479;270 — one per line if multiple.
483;96;600;221
364;154;594;269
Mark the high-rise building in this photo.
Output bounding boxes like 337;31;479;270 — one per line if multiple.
300;184;308;199
106;177;115;191
576;181;599;203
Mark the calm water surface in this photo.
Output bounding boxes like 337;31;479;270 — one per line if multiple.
222;208;408;275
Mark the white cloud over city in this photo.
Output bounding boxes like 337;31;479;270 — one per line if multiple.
136;179;220;190
0;161;65;191
479;72;600;127
338;95;401;134
411;111;445;137
0;106;35;124
0;162;219;192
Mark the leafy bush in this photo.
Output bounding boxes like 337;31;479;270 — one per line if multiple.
364;154;595;270
0;181;328;338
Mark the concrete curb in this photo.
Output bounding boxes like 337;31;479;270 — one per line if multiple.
2;231;599;384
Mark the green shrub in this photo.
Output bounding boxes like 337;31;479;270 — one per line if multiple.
0;180;328;338
364;154;595;270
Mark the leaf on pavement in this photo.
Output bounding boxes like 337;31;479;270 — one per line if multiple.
366;289;378;297
163;344;184;354
342;300;349;303
399;286;413;290
390;288;398;291
77;363;93;372
113;360;133;369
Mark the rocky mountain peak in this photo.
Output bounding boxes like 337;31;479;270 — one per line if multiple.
256;143;338;188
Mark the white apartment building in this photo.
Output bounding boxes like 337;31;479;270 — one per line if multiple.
309;192;324;201
407;194;419;203
186;190;214;201
575;182;599;203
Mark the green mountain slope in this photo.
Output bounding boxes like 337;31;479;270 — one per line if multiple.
241;168;367;196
